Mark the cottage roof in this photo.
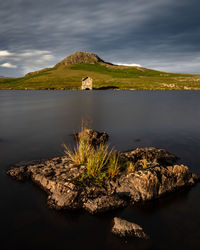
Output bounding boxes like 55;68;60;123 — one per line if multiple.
82;76;90;81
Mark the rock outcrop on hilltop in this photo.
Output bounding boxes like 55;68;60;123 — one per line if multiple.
7;130;199;216
55;51;105;66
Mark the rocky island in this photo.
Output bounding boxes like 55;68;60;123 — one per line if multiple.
7;128;199;238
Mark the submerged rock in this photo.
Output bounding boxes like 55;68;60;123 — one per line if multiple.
112;217;149;239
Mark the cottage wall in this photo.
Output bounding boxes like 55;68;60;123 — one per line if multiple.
82;77;93;90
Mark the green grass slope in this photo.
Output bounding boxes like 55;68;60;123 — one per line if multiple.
1;56;200;90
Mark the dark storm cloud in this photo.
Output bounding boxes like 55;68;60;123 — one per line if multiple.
0;0;200;76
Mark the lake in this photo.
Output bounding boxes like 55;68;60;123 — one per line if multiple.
1;90;200;250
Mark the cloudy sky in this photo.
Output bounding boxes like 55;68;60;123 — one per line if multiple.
0;0;200;76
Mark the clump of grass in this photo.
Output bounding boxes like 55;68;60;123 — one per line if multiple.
64;125;122;186
107;152;120;179
63;129;92;165
86;144;110;178
80;145;110;186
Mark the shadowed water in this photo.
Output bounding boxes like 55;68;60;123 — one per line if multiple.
0;90;200;250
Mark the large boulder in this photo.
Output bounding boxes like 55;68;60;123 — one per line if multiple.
112;217;149;239
116;164;199;203
76;129;109;147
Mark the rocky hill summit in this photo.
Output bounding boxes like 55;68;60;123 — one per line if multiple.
55;51;105;66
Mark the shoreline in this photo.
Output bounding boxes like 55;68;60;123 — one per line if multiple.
1;88;200;91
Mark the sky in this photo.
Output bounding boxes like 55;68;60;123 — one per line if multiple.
0;0;200;77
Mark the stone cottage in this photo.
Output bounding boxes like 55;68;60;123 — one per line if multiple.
81;76;93;90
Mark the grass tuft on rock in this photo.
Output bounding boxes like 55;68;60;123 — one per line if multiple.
63;124;167;186
63;131;92;165
63;126;121;186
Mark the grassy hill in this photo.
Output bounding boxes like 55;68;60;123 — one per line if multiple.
0;51;200;90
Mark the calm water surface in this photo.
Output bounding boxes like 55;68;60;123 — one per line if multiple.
1;90;200;250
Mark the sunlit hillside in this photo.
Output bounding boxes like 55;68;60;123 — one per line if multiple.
1;51;200;90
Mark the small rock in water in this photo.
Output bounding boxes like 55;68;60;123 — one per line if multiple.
111;217;149;239
7;166;28;181
76;129;108;147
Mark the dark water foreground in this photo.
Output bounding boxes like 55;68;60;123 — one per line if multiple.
1;90;200;250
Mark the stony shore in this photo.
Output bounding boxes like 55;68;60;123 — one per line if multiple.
7;130;199;215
